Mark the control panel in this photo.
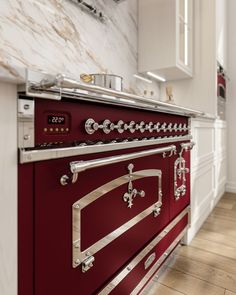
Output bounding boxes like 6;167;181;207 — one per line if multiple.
33;98;190;148
42;112;71;135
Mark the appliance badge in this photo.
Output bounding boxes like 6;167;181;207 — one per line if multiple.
144;252;156;270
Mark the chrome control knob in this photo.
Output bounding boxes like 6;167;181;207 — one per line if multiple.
85;118;112;134
178;123;183;131
145;122;154;132
103;119;112;134
167;123;173;132
110;120;124;133
173;123;178;132
124;121;136;133
85;118;97;134
153;122;161;132
182;123;187;131
136;121;145;133
161;122;167;132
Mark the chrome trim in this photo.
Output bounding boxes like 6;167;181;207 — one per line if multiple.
98;206;190;295
179;141;195;156
19;135;192;164
18;98;35;148
72;168;163;268
21;70;204;118
131;228;188;295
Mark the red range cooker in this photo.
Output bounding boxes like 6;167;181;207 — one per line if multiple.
18;72;198;295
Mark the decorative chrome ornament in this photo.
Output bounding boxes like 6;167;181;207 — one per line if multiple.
123;164;145;208
174;141;195;200
174;157;189;200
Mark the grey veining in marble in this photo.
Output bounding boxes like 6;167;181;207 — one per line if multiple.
0;0;160;97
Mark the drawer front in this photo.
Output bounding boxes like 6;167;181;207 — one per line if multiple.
98;208;189;295
34;146;172;295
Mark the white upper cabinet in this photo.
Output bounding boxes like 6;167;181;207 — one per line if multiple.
216;0;227;69
138;0;193;81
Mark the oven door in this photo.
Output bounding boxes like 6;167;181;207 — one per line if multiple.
33;144;175;295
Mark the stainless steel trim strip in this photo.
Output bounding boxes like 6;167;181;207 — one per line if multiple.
131;228;187;295
22;70;204;117
33;74;204;116
72;169;162;268
70;145;176;174
19;135;192;164
98;206;190;295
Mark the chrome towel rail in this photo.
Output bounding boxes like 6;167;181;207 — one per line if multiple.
23;70;205;117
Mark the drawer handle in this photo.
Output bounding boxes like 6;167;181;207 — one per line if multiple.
123;163;146;208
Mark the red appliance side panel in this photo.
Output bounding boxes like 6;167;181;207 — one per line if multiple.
18;164;34;295
33;147;170;295
105;214;188;295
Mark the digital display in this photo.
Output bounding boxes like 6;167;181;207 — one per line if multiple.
48;115;66;125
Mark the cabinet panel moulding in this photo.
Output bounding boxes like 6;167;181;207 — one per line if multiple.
186;189;215;244
191;164;215;207
191;152;215;173
191;189;215;223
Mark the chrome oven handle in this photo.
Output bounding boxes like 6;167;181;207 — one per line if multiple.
60;144;176;185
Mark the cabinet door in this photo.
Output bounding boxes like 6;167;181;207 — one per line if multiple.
177;0;193;72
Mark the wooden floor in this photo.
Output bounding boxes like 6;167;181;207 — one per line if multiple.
143;193;236;295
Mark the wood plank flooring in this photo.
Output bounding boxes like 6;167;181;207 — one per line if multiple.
142;193;236;295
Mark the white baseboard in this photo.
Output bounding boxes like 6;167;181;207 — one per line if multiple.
226;181;236;193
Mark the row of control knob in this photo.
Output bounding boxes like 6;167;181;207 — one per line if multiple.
85;118;190;135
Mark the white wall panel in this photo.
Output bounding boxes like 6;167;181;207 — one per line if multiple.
0;83;17;295
226;0;236;193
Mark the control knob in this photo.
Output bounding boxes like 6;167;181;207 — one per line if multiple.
136;121;145;133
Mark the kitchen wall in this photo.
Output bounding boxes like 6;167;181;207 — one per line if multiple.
0;0;159;97
226;0;236;193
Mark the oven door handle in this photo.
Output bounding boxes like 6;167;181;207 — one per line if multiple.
61;144;176;185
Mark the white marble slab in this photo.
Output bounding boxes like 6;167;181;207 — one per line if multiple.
0;0;160;98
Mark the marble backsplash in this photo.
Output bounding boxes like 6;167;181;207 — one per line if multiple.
0;0;160;97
